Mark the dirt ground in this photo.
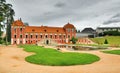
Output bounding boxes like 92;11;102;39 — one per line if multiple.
0;45;120;73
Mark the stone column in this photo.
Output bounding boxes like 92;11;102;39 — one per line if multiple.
11;38;13;44
17;39;20;44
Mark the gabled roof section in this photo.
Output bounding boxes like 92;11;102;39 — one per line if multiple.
12;20;25;26
25;26;65;34
81;28;96;33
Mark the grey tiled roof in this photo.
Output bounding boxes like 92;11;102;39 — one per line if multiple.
81;28;96;33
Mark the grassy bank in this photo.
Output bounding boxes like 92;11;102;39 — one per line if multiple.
90;36;120;46
102;50;120;55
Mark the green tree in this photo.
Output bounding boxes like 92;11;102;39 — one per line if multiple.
70;37;78;44
0;0;15;45
0;0;6;43
104;39;108;44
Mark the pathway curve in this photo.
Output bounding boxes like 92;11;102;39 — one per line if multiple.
0;45;120;73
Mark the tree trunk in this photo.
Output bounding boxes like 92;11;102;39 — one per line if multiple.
5;18;8;45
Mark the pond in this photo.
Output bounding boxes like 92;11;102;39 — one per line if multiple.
57;44;108;51
72;46;108;51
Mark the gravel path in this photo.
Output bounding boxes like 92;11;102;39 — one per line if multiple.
0;45;120;73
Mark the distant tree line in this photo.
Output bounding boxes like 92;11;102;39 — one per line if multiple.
76;30;80;33
99;31;120;36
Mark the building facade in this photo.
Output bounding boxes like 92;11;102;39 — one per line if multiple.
96;23;120;33
11;20;76;45
76;28;96;38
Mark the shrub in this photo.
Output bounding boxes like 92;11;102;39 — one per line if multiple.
104;39;108;44
70;37;78;44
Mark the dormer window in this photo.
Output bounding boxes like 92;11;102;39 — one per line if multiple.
57;30;59;32
44;30;46;32
32;29;35;32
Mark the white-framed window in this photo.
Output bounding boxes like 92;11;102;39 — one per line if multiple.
67;28;70;32
72;28;74;32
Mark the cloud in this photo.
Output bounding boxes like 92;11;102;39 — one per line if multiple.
103;13;120;24
6;0;120;30
54;2;66;8
112;13;120;18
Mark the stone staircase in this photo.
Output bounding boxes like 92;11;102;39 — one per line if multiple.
77;38;95;44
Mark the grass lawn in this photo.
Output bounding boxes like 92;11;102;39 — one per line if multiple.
102;50;120;55
90;36;120;46
20;45;100;66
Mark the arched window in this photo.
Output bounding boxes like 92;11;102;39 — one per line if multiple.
26;41;27;43
55;35;57;39
20;28;22;32
50;35;52;38
45;35;48;38
14;35;16;38
68;35;70;38
26;35;28;38
36;35;38;38
31;35;32;38
14;28;16;33
14;41;16;44
40;35;42;38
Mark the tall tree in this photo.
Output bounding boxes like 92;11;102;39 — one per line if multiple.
0;0;6;43
0;0;15;44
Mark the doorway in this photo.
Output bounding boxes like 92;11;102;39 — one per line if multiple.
46;40;49;45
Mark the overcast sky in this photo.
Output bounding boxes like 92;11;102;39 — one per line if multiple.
7;0;120;30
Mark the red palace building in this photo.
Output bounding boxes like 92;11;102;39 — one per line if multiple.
11;20;76;45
